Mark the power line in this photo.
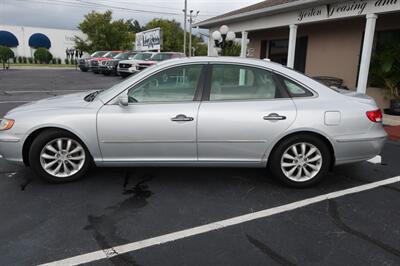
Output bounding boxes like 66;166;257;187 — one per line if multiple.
8;0;217;20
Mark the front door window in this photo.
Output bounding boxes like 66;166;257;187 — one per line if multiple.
128;65;203;103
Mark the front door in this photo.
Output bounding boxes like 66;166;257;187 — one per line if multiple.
197;64;297;163
97;64;205;162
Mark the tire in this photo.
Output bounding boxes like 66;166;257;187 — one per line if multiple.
29;129;91;183
120;72;131;78
269;134;331;188
79;67;88;72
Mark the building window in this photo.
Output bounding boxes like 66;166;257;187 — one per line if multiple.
262;36;308;73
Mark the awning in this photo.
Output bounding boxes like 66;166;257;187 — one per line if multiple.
28;33;51;49
0;31;19;47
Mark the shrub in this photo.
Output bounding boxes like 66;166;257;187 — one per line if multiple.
22;56;27;63
18;56;23;63
65;58;69;64
28;57;33;63
57;58;61;64
34;48;53;64
51;58;56;64
0;46;14;68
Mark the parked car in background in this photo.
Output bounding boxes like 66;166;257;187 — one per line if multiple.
78;51;108;72
135;52;186;72
89;51;125;74
0;57;386;187
117;52;155;78
100;51;137;76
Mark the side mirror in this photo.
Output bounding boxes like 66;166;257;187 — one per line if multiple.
119;95;129;106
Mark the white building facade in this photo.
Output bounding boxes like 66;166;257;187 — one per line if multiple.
0;24;85;62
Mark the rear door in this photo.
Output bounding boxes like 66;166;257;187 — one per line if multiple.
197;63;297;163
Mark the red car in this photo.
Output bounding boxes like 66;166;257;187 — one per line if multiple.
89;51;126;74
136;52;186;71
78;51;108;72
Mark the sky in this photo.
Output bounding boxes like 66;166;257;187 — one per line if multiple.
0;0;261;31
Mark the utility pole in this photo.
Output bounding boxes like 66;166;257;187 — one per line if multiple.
188;10;200;57
183;0;187;56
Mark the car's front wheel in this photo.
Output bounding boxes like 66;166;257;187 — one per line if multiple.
269;134;331;187
29;129;91;183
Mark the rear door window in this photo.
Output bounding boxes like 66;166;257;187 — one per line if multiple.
209;64;287;101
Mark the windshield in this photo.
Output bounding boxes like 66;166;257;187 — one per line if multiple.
150;53;173;61
91;51;107;57
115;52;135;60
103;52;120;58
133;53;152;60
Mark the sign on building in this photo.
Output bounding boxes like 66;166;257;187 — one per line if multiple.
135;28;162;51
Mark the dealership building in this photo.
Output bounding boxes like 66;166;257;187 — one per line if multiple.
0;24;85;62
197;0;400;109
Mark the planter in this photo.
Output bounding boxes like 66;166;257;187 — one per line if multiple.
384;99;400;116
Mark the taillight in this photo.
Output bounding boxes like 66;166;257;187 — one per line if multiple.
366;109;382;123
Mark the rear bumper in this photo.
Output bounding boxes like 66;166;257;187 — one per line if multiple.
334;134;387;165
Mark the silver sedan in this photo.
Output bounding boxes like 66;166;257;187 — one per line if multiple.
0;57;387;187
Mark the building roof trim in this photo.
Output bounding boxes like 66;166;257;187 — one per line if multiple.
195;0;322;28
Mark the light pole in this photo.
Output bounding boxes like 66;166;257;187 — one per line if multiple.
183;0;187;55
211;25;236;54
188;10;200;57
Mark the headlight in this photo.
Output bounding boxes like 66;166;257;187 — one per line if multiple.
0;118;14;131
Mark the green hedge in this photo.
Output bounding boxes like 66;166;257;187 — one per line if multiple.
34;48;53;64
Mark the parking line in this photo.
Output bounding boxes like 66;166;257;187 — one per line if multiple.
39;175;400;266
4;89;86;94
0;100;30;104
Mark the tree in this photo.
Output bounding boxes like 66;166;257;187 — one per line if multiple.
127;19;143;33
34;48;53;64
144;18;208;55
0;46;14;69
144;19;184;52
221;42;241;56
74;10;134;52
370;33;400;100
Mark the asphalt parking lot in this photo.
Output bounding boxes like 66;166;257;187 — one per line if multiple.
0;69;399;266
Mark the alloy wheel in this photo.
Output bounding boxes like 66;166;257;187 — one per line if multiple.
39;138;86;178
280;142;323;182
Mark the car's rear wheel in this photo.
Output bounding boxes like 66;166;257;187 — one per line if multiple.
29;130;91;183
269;134;331;187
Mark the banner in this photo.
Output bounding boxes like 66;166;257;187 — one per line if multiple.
135;28;162;51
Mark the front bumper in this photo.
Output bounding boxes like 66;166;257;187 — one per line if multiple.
118;67;138;74
100;65;116;73
0;133;25;165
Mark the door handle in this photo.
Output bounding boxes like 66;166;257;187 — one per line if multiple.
263;113;287;121
171;114;194;122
